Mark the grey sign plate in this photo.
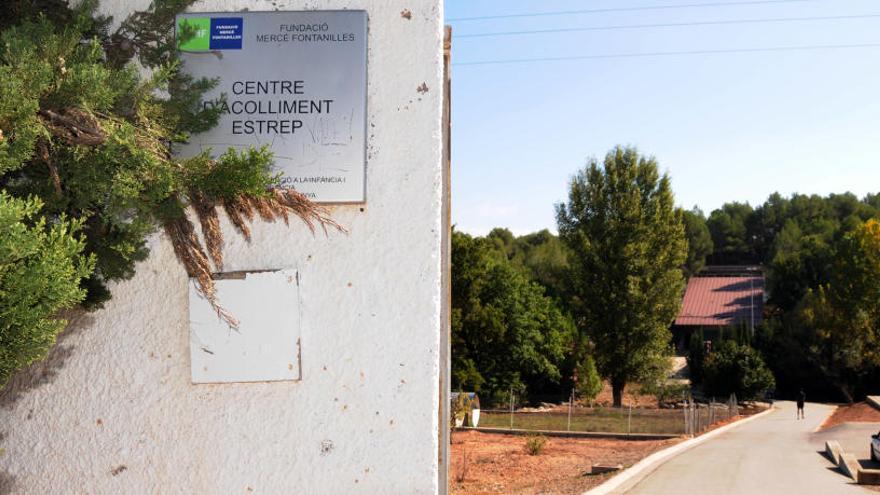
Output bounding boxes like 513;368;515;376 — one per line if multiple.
177;11;368;203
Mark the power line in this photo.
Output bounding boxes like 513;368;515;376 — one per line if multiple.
447;0;817;23
453;42;880;66
457;13;880;39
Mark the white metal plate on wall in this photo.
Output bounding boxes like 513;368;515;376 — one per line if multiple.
176;11;369;203
189;269;301;383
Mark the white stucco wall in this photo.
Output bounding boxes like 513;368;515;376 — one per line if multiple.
0;1;444;493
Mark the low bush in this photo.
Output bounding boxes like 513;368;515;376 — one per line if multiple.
641;380;690;406
524;434;548;455
702;341;775;400
576;354;603;406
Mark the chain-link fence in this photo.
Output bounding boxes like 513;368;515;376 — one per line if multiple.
683;394;739;436
477;393;741;436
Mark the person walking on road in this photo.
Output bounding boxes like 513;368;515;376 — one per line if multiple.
797;389;806;419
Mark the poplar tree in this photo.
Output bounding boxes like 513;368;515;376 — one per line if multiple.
556;146;686;407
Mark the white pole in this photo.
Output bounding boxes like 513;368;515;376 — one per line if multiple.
509;387;514;430
750;277;755;338
567;390;573;432
628;404;632;436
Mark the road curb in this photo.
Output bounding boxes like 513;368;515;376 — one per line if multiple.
456;427;677;441
583;406;776;495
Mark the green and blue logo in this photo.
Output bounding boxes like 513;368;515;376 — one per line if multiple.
178;17;243;51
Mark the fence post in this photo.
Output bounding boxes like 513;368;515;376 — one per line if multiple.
628;404;632;436
683;403;688;436
689;402;693;436
684;401;690;436
701;404;704;432
567;390;573;432
686;401;690;436
509;387;514;430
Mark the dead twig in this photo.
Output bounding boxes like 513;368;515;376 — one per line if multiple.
164;216;239;328
269;188;346;235
190;191;224;270
222;196;253;241
37;140;62;198
38;108;106;146
166;187;345;329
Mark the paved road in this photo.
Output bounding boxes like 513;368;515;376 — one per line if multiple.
623;401;869;495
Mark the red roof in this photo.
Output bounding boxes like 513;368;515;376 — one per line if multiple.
675;276;764;327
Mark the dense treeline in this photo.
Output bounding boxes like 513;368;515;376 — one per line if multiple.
451;230;576;405
452;146;880;406
698;193;880;402
453;147;690;407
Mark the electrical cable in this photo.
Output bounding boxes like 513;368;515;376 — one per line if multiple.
447;0;819;23
453;42;880;66
456;13;880;39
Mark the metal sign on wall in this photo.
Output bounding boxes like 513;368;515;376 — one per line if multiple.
177;11;368;203
189;270;301;383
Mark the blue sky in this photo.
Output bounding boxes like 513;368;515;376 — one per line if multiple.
446;0;880;235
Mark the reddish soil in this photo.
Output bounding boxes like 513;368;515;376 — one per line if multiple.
820;402;880;430
591;382;659;408
450;405;767;494
449;430;681;495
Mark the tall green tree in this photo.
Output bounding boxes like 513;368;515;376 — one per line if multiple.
706;202;754;264
452;230;575;404
556;146;687;407
770;219;880;402
680;207;713;277
487;228;572;303
766;219;834;310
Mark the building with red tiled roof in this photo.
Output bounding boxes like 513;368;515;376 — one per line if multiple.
672;266;764;351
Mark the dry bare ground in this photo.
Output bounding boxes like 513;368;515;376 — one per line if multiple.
450;404;766;494
819;402;880;430
591;382;659;408
449;430;681;495
817;402;880;492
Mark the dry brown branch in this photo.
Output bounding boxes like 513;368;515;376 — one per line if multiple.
36;140;62;197
221;189;345;240
222;197;252;241
164;216;238;328
164;188;344;330
270;188;346;235
38;108;106;146
250;196;276;222
191;191;224;270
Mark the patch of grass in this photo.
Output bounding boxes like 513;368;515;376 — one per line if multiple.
524;434;547;455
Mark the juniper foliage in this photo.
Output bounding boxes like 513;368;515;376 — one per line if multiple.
0;193;93;386
0;1;338;386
